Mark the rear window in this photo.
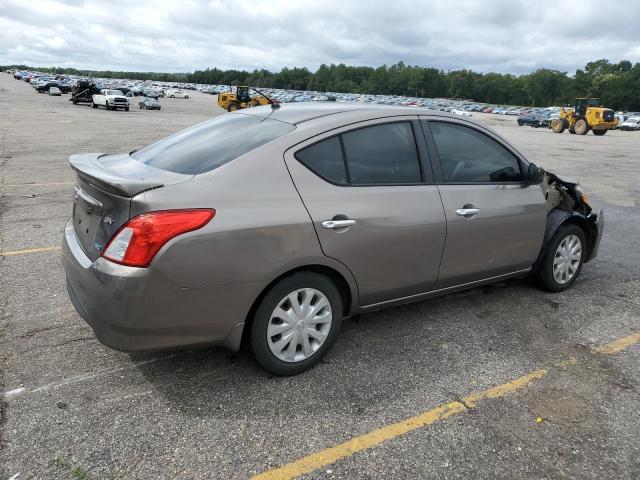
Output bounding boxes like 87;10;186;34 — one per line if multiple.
132;114;295;175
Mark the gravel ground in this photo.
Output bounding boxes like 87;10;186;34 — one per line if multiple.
1;73;639;480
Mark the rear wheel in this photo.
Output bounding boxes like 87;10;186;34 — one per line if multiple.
550;118;565;133
535;224;586;292
184;95;189;99
517;119;523;126
227;102;240;112
105;101;110;110
592;129;606;136
574;119;589;135
250;272;343;376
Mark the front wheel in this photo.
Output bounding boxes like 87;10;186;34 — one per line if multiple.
550;118;565;133
250;272;343;376
105;101;110;110
184;95;189;99
535;224;586;292
517;119;523;126
574;119;589;135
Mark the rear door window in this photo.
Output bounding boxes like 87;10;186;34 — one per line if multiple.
342;123;422;184
427;121;522;183
132;114;295;175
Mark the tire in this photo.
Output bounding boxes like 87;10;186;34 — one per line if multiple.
534;121;540;128
185;95;189;99
517;119;523;126
574;119;589;135
125;107;129;111
227;102;240;112
72;99;78;105
550;118;565;133
250;272;343;376
105;101;110;110
170;95;174;98
592;129;606;136
92;102;98;109
535;224;587;293
139;103;144;109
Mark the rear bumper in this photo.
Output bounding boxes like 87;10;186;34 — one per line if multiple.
62;219;246;352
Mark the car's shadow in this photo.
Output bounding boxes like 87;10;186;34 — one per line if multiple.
127;276;596;420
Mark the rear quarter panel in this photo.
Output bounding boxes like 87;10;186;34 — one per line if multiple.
130;140;359;304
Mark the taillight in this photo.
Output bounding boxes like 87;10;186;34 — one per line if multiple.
102;209;215;267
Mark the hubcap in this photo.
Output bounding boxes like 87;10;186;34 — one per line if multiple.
267;288;332;363
553;234;582;285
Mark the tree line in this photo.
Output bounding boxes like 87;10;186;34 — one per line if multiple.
3;59;639;110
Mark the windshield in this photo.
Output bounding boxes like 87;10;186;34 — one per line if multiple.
131;113;296;175
106;90;124;96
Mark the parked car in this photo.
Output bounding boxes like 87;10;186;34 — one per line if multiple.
619;117;640;131
91;89;130;111
62;104;603;375
139;97;161;110
517;112;551;128
143;88;161;98
36;81;59;93
48;86;62;96
451;108;472;117
166;89;189;99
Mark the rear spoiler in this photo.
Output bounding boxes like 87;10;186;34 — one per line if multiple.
69;153;184;197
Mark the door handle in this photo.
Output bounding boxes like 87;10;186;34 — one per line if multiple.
322;219;356;230
456;208;480;217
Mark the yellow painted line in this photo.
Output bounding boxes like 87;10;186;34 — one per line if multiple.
253;332;640;480
462;369;547;407
4;182;73;187
252;402;466;480
0;246;61;256
593;332;640;354
252;370;546;480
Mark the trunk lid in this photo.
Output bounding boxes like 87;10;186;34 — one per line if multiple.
69;153;192;260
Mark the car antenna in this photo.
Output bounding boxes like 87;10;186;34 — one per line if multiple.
252;87;280;109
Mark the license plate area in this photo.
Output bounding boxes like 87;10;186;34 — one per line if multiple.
73;185;103;255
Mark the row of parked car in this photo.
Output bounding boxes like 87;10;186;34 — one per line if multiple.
10;70;194;112
9;70;640;130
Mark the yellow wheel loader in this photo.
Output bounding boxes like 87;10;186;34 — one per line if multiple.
550;98;618;136
217;86;274;112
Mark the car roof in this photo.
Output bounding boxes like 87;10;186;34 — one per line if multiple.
233;101;461;125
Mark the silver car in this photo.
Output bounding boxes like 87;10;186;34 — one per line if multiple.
62;103;603;375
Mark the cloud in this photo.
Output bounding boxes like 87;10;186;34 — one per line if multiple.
1;0;638;74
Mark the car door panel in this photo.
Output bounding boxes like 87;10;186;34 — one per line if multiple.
284;119;447;306
436;184;546;288
421;118;547;288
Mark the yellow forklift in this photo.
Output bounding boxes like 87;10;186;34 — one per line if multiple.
550;98;618;135
217;86;274;112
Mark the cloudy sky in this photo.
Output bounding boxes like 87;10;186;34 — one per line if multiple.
1;0;639;74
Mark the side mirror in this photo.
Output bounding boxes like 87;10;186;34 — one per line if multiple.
525;162;544;185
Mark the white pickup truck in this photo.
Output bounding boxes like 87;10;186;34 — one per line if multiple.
92;89;130;111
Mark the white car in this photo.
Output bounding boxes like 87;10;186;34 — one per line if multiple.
620;117;640;131
91;89;130;111
451;108;472;117
166;89;189;99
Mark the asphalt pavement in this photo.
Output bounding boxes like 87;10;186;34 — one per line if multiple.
1;74;639;479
